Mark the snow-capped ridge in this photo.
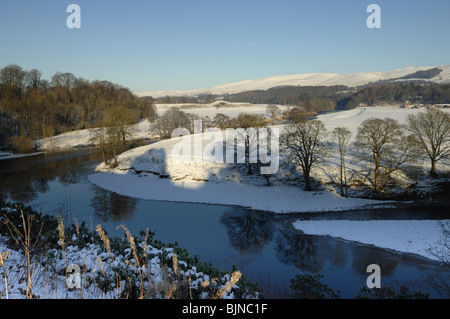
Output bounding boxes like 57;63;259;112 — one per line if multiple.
138;65;450;98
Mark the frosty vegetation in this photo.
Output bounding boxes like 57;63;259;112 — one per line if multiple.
0;202;260;299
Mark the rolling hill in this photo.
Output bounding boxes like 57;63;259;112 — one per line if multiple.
138;65;450;98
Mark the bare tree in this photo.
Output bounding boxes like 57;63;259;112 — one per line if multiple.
266;104;281;125
25;69;42;90
354;117;418;192
231;113;266;175
104;105;139;149
154;107;191;139
280;120;329;191
406;108;450;177
89;128;109;166
287;106;307;123
333;127;352;197
212;113;231;130
0;64;26;90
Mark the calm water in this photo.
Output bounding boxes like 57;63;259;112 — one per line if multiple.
0;149;448;298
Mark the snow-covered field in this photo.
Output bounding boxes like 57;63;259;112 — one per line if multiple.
36;119;155;150
293;219;449;261
154;101;291;118
35;102;289;150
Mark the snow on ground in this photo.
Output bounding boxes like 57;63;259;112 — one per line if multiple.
35;103;288;150
88;105;450;214
0;204;255;299
87;128;393;213
316;106;450;140
36;119;155;150
154;101;291;118
0;234;247;299
292;219;449;261
88;170;390;214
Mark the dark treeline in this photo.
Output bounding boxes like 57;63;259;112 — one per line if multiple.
339;82;450;110
223;83;450;111
155;82;450;114
225;85;350;113
0;64;155;150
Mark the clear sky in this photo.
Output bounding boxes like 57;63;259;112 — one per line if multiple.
1;0;449;93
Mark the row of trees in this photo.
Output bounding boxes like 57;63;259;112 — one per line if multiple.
340;82;450;110
281;107;449;193
0;64;155;151
153;106;449;194
154;107;270;176
153;107;267;139
151;81;450;114
224;85;349;108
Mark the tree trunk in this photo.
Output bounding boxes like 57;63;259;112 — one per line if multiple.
247;161;253;175
304;170;312;191
339;156;344;196
374;168;379;192
102;148;107;166
430;160;437;177
343;160;348;197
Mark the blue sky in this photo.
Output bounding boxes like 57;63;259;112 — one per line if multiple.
1;0;449;93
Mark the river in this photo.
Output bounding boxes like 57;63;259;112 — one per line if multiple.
0;148;448;298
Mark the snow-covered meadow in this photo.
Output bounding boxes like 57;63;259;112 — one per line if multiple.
34;101;290;150
154;101;291;119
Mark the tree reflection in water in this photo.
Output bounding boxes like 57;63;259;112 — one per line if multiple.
0;149;100;202
220;209;274;254
275;229;324;273
90;187;137;222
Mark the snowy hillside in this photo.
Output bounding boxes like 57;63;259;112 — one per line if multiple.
154;101;291;118
88;105;450;213
138;65;450;98
36;119;154;150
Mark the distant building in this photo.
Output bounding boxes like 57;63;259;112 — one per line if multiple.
401;101;410;109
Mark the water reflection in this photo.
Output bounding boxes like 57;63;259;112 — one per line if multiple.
1;149;448;298
90;187;137;222
0;149;101;202
275;230;326;273
220;209;275;253
351;247;398;277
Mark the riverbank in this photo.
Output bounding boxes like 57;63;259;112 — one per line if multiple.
292;219;449;262
87;132;395;214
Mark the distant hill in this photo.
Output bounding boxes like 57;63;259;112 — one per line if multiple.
137;65;450;98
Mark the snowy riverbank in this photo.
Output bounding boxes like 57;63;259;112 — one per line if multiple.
293;219;450;261
88;105;450;213
87;105;450;262
87;125;394;214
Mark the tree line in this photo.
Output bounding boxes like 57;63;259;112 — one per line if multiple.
339;82;450;110
151;82;450;114
154;105;449;194
0;64;156;152
281;107;450;194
